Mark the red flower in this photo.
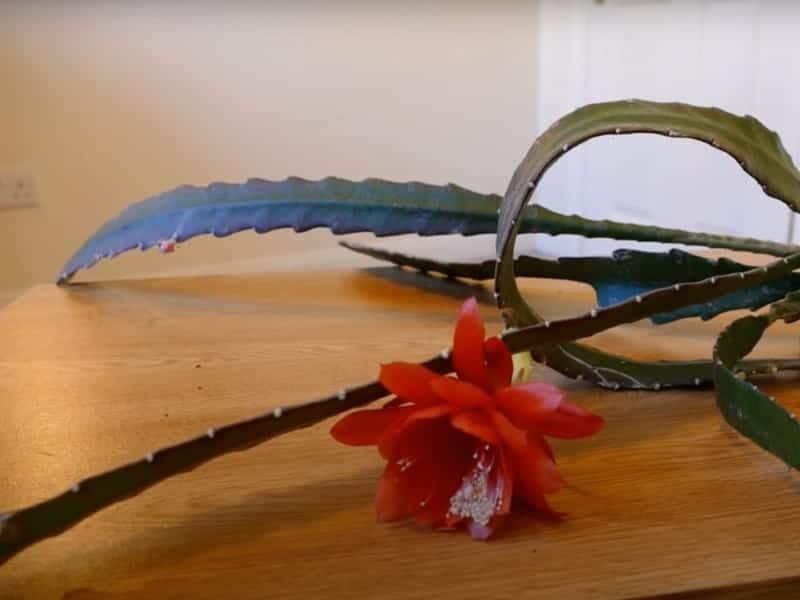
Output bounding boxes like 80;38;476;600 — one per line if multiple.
331;298;604;539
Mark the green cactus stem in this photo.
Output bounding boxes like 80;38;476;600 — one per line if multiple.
495;100;800;387
341;241;800;324
714;291;800;469
527;204;799;257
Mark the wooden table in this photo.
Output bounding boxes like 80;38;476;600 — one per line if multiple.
3;265;800;599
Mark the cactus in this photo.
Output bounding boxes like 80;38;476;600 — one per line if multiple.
59;180;796;284
4;99;800;564
714;291;800;468
525;204;797;257
340;241;800;324
495;100;800;387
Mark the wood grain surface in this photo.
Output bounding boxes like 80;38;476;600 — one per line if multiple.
3;265;800;599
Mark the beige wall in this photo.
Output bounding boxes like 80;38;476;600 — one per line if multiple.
0;1;539;295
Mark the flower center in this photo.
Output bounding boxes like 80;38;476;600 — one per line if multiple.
447;444;503;527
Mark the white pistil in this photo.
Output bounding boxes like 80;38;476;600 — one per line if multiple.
447;447;499;528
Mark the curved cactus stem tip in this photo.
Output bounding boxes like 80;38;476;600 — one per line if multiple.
495;99;800;387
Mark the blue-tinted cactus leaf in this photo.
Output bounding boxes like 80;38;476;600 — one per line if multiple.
59;176;798;284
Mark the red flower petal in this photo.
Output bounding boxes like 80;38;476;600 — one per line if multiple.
377;403;452;459
379;362;442;406
494;382;564;428
376;417;475;525
430;376;493;410
534;402;606;439
489;410;563;496
483;336;513;390
450;410;500;445
452;298;491;390
375;467;407;522
528;431;556;463
330;406;415;446
495;384;604;439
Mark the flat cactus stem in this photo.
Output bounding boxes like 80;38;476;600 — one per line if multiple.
501;252;800;354
57;178;506;283
531;204;799;257
0;354;453;566
340;240;496;279
341;241;800;324
714;292;800;470
58;177;798;284
344;239;800;387
496;100;800;387
504;249;800;388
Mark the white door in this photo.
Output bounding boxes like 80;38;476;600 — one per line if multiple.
533;0;800;257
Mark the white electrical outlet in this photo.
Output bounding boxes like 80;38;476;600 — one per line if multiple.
0;167;37;209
